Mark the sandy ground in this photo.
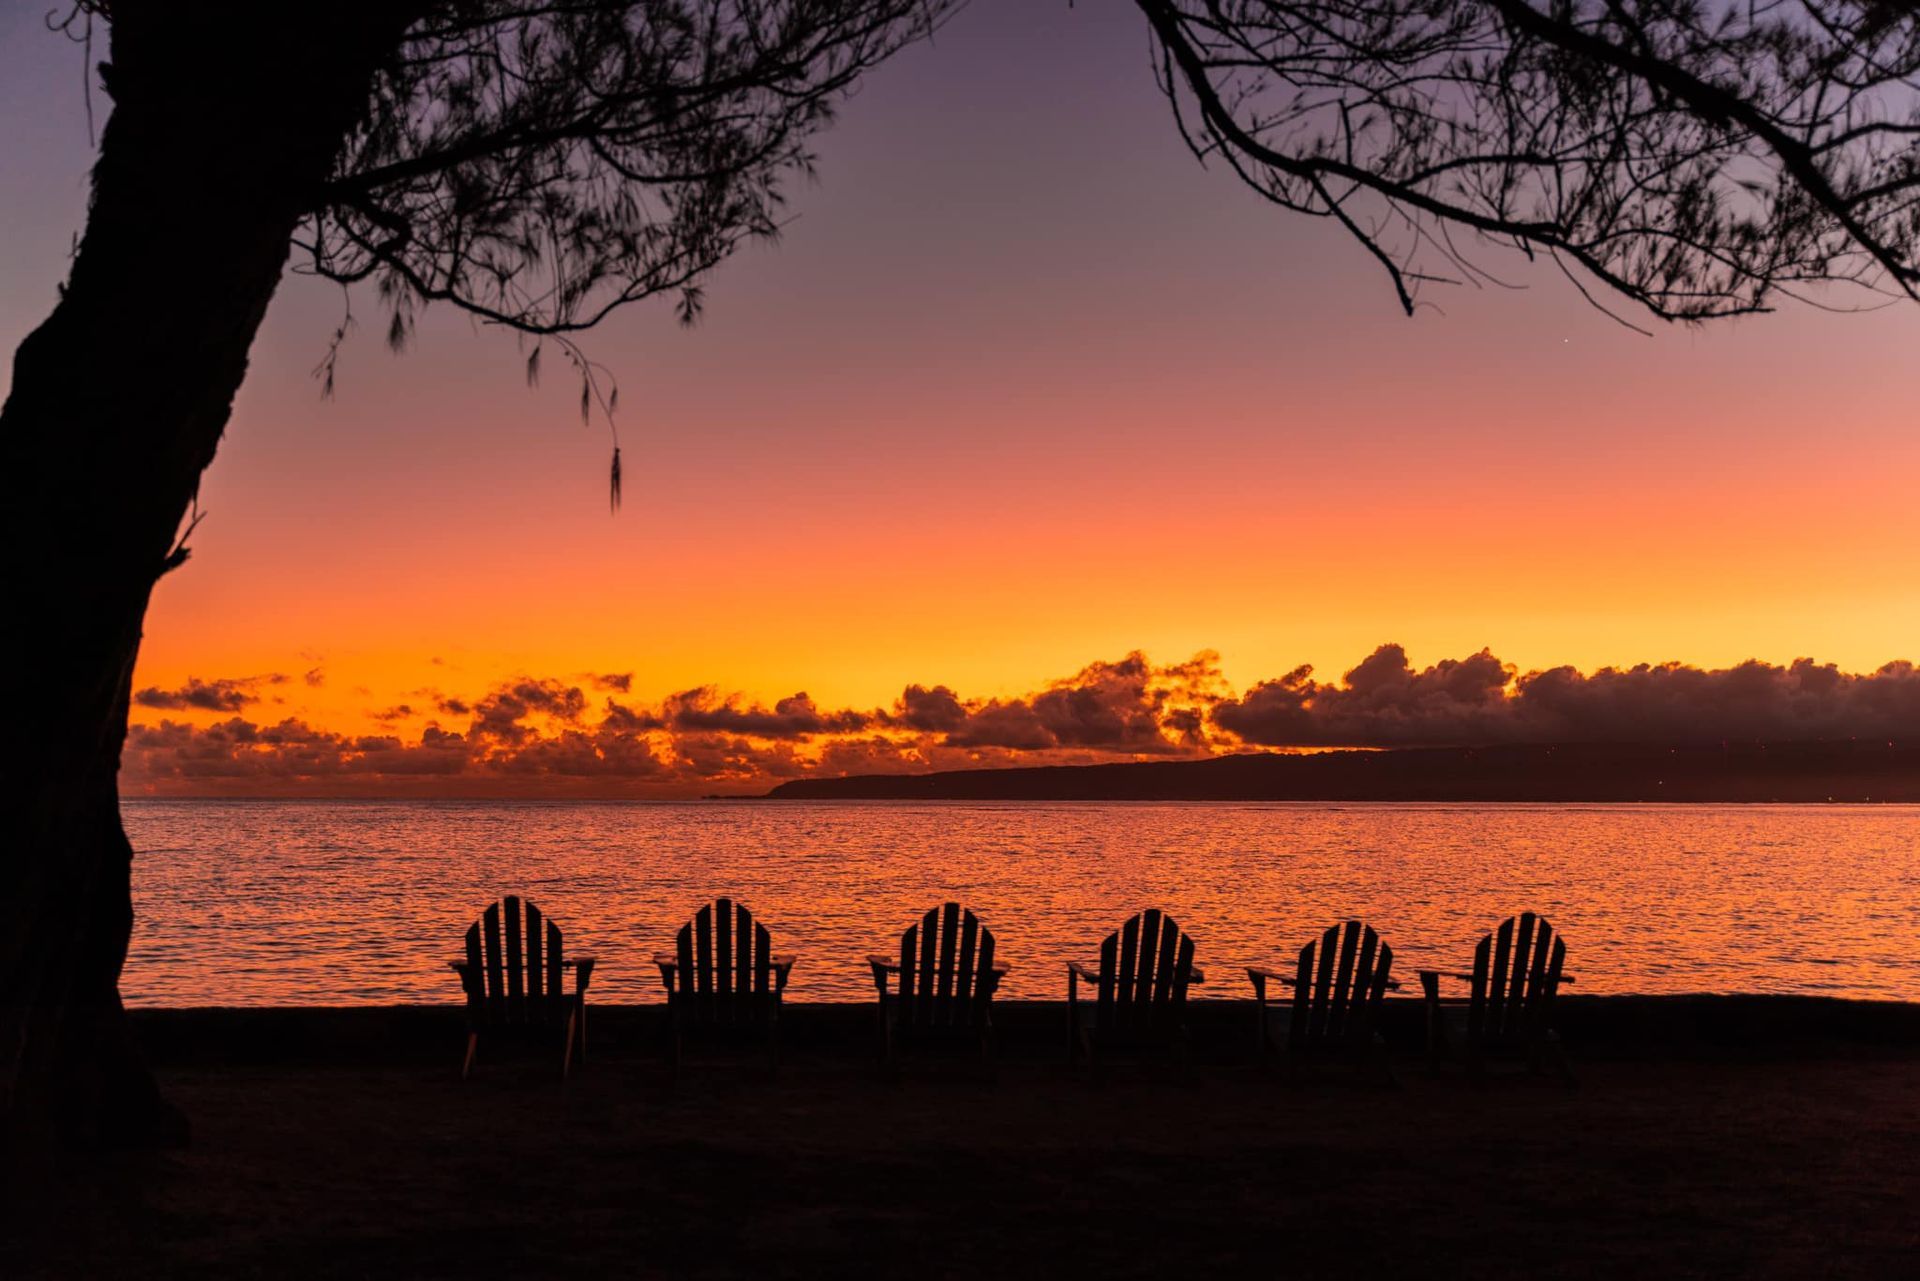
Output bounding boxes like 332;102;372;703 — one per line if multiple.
8;1033;1918;1279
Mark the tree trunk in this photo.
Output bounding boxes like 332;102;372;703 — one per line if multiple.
0;2;413;1146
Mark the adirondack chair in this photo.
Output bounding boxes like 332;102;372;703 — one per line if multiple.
868;903;1009;1067
653;897;795;1069
449;895;595;1078
1246;919;1400;1082
1418;912;1576;1082
1067;909;1205;1072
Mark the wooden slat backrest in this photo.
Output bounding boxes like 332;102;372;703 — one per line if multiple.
895;903;996;1028
1288;920;1394;1050
1113;912;1141;1027
1507;912;1537;1033
525;899;544;1014
898;907;925;1017
673;899;780;1026
1132;907;1162;1009
676;909;697;1016
1095;910;1195;1033
462;897;568;1028
504;896;525;1017
1466;914;1568;1048
1307;922;1339;1040
1351;925;1384;1043
482;901;506;1025
692;901;713;1020
939;901;963;1014
952;906;978;1024
715;896;733;1008
1096;932;1118;1029
916;905;939;1023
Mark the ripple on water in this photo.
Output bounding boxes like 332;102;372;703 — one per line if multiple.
117;800;1920;1006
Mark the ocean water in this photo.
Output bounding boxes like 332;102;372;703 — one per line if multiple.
119;800;1920;1005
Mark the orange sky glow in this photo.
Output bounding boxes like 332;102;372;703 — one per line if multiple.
4;2;1918;796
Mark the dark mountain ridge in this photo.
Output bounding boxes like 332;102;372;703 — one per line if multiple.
762;740;1920;802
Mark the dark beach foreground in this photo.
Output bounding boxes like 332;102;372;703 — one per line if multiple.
8;997;1918;1279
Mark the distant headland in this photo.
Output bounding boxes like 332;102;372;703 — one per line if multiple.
761;741;1920;802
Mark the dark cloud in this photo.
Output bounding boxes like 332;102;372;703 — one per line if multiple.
933;652;1220;755
1510;657;1920;743
592;672;633;692
601;698;664;733
133;674;285;712
1214;645;1513;747
469;679;589;744
667;689;869;738
1212;645;1920;747
894;684;967;733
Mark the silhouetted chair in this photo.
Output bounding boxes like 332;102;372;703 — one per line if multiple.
654;897;795;1070
868;902;1008;1069
449;894;594;1078
1418;912;1575;1082
1247;919;1399;1082
1067;909;1204;1074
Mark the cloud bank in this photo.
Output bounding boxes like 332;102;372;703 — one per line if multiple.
122;645;1920;797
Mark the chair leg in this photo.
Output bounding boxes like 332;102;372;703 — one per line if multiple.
562;1010;578;1079
461;1032;478;1079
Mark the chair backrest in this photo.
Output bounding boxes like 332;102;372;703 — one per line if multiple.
671;897;778;1025
1287;920;1394;1050
1094;908;1197;1033
461;895;566;1027
1467;913;1568;1048
892;903;999;1029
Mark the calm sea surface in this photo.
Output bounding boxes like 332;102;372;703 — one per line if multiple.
120;800;1920;1005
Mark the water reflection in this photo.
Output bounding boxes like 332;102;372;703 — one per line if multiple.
121;800;1920;1005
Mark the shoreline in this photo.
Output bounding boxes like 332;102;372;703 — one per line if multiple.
127;993;1920;1067
118;793;1920;804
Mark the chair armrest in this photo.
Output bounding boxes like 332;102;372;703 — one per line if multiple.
572;957;596;994
1384;978;1403;991
988;964;1011;975
1559;974;1577;984
867;954;900;971
1245;965;1286;1002
1188;966;1206;984
562;956;595;967
449;960;473;974
653;953;680;970
1067;962;1100;982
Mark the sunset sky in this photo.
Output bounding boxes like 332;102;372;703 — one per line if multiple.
5;1;1919;795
